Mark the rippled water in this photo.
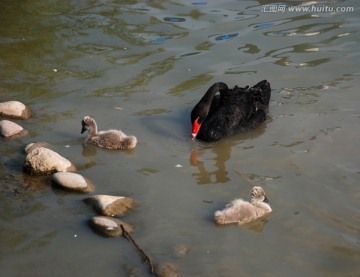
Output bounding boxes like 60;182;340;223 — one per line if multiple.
1;0;359;276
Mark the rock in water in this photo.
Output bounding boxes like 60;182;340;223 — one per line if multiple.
89;216;134;237
155;263;179;277
0;120;26;138
173;244;191;256
23;147;76;175
52;172;94;193
0;101;31;119
84;195;136;216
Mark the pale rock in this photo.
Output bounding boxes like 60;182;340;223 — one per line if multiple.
23;147;76;175
0;101;31;119
89;216;134;237
52;172;94;193
0;120;26;138
84;195;136;216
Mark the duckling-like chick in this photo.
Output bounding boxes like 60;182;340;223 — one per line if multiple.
214;186;271;225
81;116;137;150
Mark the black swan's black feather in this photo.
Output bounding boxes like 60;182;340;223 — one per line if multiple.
191;80;271;142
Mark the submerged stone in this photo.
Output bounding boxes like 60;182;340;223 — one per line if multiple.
173;244;192;256
0;101;31;119
155;263;179;277
89;216;134;237
23;147;76;175
0;120;26;138
84;195;136;216
52;172;94;193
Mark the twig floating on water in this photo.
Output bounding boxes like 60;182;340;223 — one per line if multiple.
120;224;155;274
233;169;257;187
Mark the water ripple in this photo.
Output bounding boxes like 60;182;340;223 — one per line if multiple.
191;2;207;6
264;22;342;37
150;37;171;43
214;33;238;41
163;17;186;23
208;33;238;42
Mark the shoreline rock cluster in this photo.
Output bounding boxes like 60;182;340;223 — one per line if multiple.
21;141;137;236
2;99;178;277
1;101;136;237
21;142;137;235
1;100;137;225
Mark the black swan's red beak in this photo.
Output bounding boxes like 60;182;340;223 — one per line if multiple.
192;117;201;139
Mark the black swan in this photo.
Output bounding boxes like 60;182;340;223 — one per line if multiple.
190;80;271;142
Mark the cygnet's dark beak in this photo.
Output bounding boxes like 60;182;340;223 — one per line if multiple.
81;125;87;134
263;196;269;203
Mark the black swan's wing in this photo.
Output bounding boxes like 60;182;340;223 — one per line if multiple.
210;80;271;137
198;86;248;141
241;80;271;130
248;80;271;108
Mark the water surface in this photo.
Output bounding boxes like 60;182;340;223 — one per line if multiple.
0;0;359;276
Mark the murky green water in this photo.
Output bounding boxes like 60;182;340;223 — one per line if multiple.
1;0;359;276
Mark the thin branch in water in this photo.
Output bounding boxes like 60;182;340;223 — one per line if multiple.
233;169;257;187
120;224;155;274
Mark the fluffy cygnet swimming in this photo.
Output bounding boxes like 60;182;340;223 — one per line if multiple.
214;186;272;225
81;116;137;150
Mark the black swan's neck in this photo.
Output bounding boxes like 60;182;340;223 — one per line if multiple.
199;84;220;106
196;82;228;115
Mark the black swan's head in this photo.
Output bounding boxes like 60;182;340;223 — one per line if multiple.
191;82;228;139
190;104;208;139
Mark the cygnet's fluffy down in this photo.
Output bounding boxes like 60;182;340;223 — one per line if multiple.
81;116;137;150
214;186;272;225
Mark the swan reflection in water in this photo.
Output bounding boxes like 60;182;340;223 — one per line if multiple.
190;142;232;185
189;124;267;185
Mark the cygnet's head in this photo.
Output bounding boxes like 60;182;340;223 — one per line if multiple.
81;116;96;134
250;186;269;203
